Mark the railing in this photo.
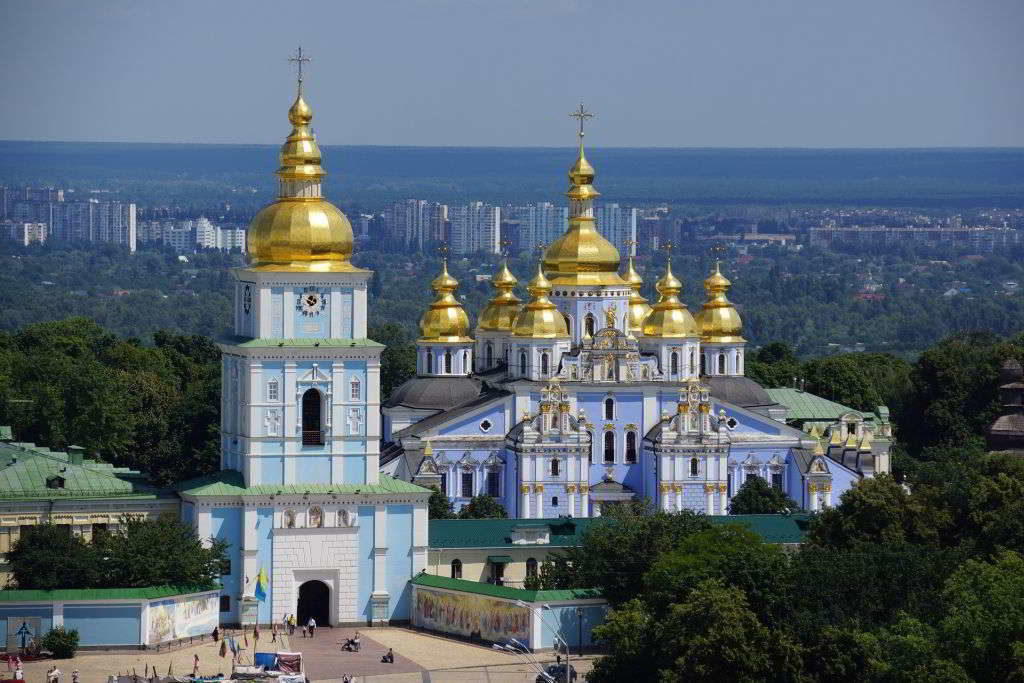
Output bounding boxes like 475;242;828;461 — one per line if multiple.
302;430;323;446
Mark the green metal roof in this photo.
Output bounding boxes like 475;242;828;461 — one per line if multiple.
221;336;384;349
0;585;217;602
709;514;811;544
411;573;601;603
764;388;872;423
429;518;604;549
0;441;164;500
176;470;430;497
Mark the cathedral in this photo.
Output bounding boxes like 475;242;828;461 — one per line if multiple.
379;112;892;519
175;66;891;629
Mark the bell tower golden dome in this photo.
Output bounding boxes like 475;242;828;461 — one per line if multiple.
542;105;626;287
695;261;745;343
641;248;699;339
477;260;523;332
418;256;473;343
246;48;359;272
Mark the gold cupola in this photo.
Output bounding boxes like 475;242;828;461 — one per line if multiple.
419;259;473;343
641;258;699;338
246;65;358;272
513;262;570;338
477;260;523;332
542;106;626;287
695;261;745;343
622;252;653;334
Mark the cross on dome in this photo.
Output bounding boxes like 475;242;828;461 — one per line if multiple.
570;103;594;141
288;46;311;90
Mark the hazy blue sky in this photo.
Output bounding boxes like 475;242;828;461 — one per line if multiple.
1;0;1021;147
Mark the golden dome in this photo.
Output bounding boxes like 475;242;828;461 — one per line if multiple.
542;139;625;287
478;261;523;332
622;253;653;334
246;88;360;272
641;259;699;338
419;260;473;343
512;263;569;338
695;261;745;343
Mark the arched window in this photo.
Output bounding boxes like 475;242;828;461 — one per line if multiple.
526;558;538;579
588;431;595;464
267;378;279;402
426;351;433;374
584;314;596;337
671;352;679;375
486;343;493;367
736;350;743;375
445;349;453;374
451;559;462;579
626;431;637;463
551;458;560;476
718;354;726;375
604;431;615;463
350;377;361;401
562;314;571;335
552;496;559;507
463;350;469;371
519;351;527;375
604;398;614;420
690;457;699;477
700;353;706;376
689;349;696;375
541;353;549;375
301;388;323;445
551;412;558;429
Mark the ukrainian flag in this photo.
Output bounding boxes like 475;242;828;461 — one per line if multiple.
254;568;268;602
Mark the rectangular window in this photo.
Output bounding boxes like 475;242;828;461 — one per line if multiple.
487;471;500;498
491;562;505;583
350;380;361;401
267;380;279;402
219;595;231;613
771;472;783;491
220;559;231;576
440;473;447;496
461;471;474;498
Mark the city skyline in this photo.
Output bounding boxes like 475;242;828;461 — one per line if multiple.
1;1;1022;148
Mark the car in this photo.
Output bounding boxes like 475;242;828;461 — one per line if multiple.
535;663;577;683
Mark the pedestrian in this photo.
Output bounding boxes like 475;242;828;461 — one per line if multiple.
380;648;394;664
212;626;220;642
72;670;80;683
301;624;307;638
307;616;316;638
288;614;295;635
13;666;23;681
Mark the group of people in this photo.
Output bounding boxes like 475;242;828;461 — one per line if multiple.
44;667;79;683
340;632;361;652
280;614;317;638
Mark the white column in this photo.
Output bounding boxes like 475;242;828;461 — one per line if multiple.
372;505;389;602
705;484;714;515
568;489;576;516
719;483;728;514
581;488;590;517
808;483;818;512
521;488;531;519
412;504;428;574
535;486;544;518
592;501;601;517
52;602;64;628
675;487;683;512
661;486;671;511
824;483;832;508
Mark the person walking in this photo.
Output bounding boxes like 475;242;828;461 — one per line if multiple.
288;614;296;636
307;616;316;638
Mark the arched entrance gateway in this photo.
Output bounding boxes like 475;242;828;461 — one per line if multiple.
296;580;330;627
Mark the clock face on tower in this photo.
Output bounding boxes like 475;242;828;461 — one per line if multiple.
297;286;326;316
243;285;252;314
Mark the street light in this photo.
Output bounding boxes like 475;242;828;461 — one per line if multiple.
575;606;584;658
515;600;572;683
493;642;551;681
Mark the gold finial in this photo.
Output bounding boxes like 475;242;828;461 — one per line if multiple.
288;46;311;93
710;242;726;261
570;103;594;148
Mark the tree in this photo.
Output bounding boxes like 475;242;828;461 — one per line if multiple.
802;352;912;414
586;599;661;683
39;626;79;659
939;551;1024;682
427;486;455;519
457;495;507;519
94;514;227;589
7;524;98;590
728;476;800;514
368;322;417;399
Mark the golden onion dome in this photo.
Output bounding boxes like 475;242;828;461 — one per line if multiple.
543;138;625;287
641;259;699;338
419;259;473;343
695;261;745;343
622;253;653;334
478;261;523;332
512;263;569;338
246;88;358;272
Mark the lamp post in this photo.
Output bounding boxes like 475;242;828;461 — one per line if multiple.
575;606;584;657
494;641;552;681
516;600;572;682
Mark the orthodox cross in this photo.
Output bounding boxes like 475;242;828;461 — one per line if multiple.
500;239;512;258
288;47;311;88
710;242;726;261
438;242;450;265
570;104;594;141
624;239;637;258
662;240;674;263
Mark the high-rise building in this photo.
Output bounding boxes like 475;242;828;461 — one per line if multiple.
511;202;568;254
3;221;47;246
449;202;500;255
4;188;136;251
195;217;218;249
595;203;638;255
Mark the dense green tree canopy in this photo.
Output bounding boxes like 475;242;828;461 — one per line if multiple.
729;476;800;514
456;495;507;519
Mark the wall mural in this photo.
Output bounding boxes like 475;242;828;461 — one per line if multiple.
147;593;219;644
413;589;530;643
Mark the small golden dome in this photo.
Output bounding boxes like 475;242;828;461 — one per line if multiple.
513;263;569;338
247;87;359;272
641;259;698;338
543;140;625;287
695;261;745;343
622;254;653;334
419;260;473;343
478;261;523;332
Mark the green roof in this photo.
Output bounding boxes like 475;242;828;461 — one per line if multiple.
764;388;873;423
221;336;384;349
176;470;430;497
411;573;601;602
0;584;217;602
709;514;811;544
0;441;164;500
429;518;604;549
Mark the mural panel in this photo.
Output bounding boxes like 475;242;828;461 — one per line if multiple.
413;589;529;643
147;593;218;644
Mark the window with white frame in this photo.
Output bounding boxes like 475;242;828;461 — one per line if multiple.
350;377;361;401
267;378;279;402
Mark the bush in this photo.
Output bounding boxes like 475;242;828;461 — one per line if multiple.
40;626;79;659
